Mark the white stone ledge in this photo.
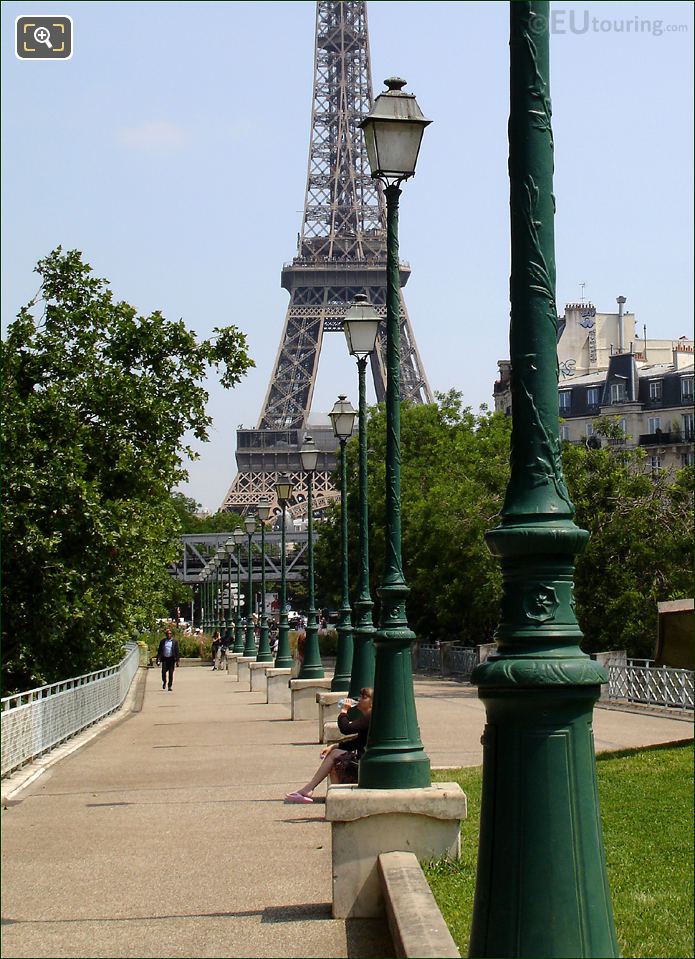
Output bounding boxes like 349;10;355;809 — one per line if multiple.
326;782;467;822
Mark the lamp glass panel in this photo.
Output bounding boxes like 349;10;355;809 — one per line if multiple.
330;410;356;439
299;446;319;472
372;120;424;176
344;317;380;357
275;478;294;501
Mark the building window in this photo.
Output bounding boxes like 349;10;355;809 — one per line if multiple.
649;380;663;401
587;387;600;406
610;382;626;403
682;451;694;467
648;417;661;434
586;422;595;437
559;391;571;413
560;425;570;441
683;413;694;440
682;376;694;402
650;455;662;475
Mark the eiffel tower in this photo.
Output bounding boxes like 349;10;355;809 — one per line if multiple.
220;0;432;519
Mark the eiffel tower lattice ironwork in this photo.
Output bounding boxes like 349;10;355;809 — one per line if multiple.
220;0;432;519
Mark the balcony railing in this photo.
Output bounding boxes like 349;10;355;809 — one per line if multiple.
639;431;685;446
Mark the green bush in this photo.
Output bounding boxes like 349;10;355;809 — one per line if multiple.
287;629;338;659
319;629;338;657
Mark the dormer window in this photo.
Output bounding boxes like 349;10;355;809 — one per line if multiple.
587;387;600;406
559;391;571;413
681;376;694;402
610;382;626;403
649;380;663;401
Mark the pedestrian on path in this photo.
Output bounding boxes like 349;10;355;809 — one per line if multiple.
284;687;373;803
156;628;180;691
211;630;222;669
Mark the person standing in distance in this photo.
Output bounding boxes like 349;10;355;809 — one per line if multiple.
156;627;180;691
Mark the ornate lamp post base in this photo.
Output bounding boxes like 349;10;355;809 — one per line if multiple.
470;675;616;957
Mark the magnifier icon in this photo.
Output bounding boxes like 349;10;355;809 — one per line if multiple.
34;26;53;49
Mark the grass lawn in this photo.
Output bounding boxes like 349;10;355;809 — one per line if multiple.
425;742;694;958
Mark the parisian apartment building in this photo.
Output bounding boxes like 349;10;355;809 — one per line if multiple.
493;298;695;474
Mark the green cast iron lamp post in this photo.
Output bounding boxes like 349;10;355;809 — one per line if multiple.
215;547;226;631
273;473;295;669
358;77;431;789
297;434;324;678
243;513;258;656
224;538;235;644
328;395;357;690
200;568;207;631
232;527;246;653
200;566;206;631
343;294;380;696
255;495;274;663
468;5;618;956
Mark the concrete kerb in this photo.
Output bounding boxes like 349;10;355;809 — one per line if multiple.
379;851;460;958
1;665;148;804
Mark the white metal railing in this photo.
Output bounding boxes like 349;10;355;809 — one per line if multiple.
416;644;478;679
417;645;440;671
450;647;477;677
1;642;140;777
607;663;694;710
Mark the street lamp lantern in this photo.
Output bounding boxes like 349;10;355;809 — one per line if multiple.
298;433;319;472
360;77;431;182
244;514;257;536
344;294;381;359
257;495;272;522
275;473;294;503
329;395;357;441
273;473;295;669
298;434;323;678
233;528;246;547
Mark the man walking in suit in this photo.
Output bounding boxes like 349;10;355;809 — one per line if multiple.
156;627;180;691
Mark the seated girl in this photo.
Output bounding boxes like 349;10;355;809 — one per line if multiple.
284;687;373;803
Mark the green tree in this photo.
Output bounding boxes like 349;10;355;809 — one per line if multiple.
315;398;693;659
170;491;243;535
563;428;693;657
315;393;511;646
1;248;254;693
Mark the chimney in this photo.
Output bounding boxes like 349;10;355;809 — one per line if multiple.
617;296;626;353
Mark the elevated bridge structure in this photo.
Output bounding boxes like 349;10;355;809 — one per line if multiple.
170;532;311;585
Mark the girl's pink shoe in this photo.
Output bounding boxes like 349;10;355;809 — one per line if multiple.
284;791;313;804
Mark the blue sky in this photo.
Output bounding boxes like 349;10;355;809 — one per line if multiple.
2;1;693;511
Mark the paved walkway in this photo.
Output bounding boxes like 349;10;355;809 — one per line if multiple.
2;666;692;958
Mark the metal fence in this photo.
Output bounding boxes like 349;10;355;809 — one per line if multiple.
416;643;477;680
1;643;140;777
607;663;694;710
